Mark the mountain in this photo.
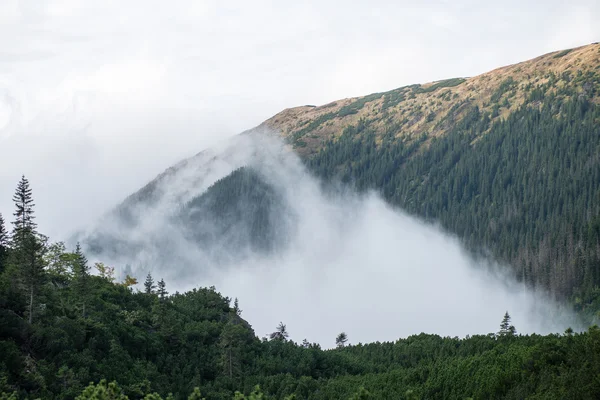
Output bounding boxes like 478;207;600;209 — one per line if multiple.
259;43;600;305
80;136;296;282
84;43;600;308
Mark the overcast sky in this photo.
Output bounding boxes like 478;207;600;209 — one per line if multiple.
0;0;598;238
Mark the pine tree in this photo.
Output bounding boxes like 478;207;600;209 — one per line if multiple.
0;212;8;274
10;176;46;324
73;242;90;317
498;311;516;337
218;321;247;379
335;332;348;348
12;176;36;238
157;278;168;300
233;297;242;316
144;273;156;294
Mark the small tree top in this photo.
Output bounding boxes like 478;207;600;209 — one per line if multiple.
12;175;36;234
336;332;348;348
144;273;156;294
498;311;517;336
0;212;7;247
269;322;289;341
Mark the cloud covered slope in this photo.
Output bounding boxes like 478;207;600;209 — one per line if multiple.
80;132;581;347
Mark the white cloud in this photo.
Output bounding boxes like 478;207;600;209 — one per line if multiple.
82;133;581;347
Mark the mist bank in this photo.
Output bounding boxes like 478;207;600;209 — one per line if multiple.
80;130;583;347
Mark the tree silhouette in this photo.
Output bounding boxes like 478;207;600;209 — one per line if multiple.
498;311;516;336
336;332;348;348
269;322;289;341
144;273;156;294
157;278;168;300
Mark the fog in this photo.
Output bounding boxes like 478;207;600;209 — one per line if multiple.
82;131;582;348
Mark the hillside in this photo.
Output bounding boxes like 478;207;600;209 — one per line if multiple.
257;43;600;305
80;43;600;308
262;43;600;155
2;181;600;399
4;44;600;399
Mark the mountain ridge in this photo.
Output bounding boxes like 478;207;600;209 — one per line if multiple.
260;42;600;156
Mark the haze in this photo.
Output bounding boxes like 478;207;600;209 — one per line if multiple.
81;133;582;347
1;0;599;238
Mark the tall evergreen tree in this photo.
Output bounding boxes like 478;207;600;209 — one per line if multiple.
11;175;36;239
233;297;242;316
10;176;45;324
498;311;516;336
73;242;90;317
0;213;8;274
157;278;168;300
144;273;156;294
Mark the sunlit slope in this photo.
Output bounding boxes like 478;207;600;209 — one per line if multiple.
263;43;600;156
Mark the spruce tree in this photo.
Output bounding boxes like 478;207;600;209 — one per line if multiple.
233;297;242;316
10;176;46;324
144;273;156;294
498;311;516;337
73;242;90;317
157;278;168;300
0;212;8;274
12;175;36;238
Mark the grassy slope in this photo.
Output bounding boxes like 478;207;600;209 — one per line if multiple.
261;43;600;156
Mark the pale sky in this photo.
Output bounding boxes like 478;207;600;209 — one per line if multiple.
0;0;598;238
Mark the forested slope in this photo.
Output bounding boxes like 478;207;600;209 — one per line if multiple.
2;176;600;399
261;43;600;306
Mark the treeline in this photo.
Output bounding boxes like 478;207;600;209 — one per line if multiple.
2;176;600;399
306;75;600;310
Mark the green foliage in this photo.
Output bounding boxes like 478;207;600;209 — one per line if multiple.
3;68;600;399
307;83;600;304
337;92;384;117
414;78;466;94
348;387;371;399
292;113;336;141
490;77;516;103
76;380;128;399
181;167;290;255
0;213;7;275
553;49;573;58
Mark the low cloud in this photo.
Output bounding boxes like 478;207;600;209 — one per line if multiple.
83;132;582;348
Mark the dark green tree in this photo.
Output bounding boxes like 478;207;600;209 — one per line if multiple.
73;242;90;317
0;213;8;274
233;297;242;316
157;278;168;300
10;176;46;324
11;175;36;237
144;272;156;294
218;320;248;379
498;311;516;336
